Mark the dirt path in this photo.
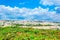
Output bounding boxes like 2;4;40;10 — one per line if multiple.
20;26;60;29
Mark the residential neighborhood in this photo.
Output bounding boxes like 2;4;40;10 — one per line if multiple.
0;20;60;29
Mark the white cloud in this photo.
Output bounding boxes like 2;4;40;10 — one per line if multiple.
40;0;60;6
0;5;60;22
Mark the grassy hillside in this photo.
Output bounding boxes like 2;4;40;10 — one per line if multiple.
0;26;60;40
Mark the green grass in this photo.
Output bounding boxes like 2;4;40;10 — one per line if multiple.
0;26;60;40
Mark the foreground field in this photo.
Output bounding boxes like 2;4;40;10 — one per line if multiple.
0;26;60;40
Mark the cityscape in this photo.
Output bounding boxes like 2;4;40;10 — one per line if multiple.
0;20;60;29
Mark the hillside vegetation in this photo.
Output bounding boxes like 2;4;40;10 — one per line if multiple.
0;26;60;40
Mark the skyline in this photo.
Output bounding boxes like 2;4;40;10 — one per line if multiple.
0;0;60;22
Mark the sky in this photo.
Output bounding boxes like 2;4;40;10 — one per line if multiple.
0;0;60;22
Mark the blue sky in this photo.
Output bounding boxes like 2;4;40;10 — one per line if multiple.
0;0;60;22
